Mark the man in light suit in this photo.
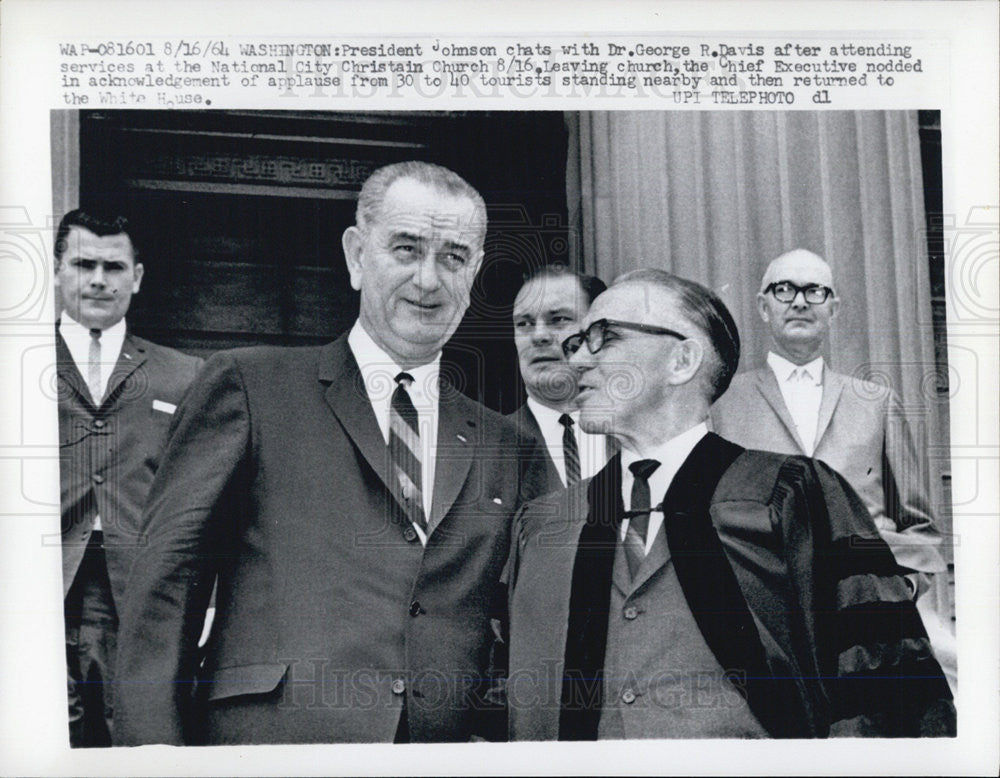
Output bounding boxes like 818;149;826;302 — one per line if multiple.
508;266;610;494
506;269;954;740
115;161;544;745
710;250;946;584
55;209;203;747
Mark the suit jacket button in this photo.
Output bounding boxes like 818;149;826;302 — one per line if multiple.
391;678;406;695
92;473;105;484
93;419;105;429
623;606;639;620
409;600;423;617
403;527;418;542
621;688;637;704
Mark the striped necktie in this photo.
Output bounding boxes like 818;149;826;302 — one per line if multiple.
624;458;661;578
389;372;426;532
87;328;103;405
559;413;581;486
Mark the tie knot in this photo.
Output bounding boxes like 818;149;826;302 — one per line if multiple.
629;458;660;481
90;328;102;341
395;371;415;389
558;413;574;430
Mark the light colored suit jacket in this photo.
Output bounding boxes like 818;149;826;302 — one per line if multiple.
57;328;202;605
711;367;945;574
115;333;544;745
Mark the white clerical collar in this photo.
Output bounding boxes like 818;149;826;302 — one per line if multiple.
347;320;441;402
767;351;824;386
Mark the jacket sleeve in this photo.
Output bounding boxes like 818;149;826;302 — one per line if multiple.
878;390;947;574
114;351;251;745
797;458;956;737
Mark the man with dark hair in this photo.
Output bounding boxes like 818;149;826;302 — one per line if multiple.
115;161;544;745
54;208;203;747
509;265;610;493
505;268;954;740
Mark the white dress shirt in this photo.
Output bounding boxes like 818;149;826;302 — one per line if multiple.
348;321;440;543
767;352;824;455
620;421;709;554
59;312;127;404
526;397;608;486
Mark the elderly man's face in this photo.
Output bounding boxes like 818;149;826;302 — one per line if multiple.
757;251;839;354
343;177;484;366
55;226;143;331
513;273;589;406
568;283;685;438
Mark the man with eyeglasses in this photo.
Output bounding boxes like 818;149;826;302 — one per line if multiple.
504;268;954;740
711;249;947;590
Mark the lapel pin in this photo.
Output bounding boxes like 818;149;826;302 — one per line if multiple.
492;497;502;505
456;433;467;443
123;353;132;360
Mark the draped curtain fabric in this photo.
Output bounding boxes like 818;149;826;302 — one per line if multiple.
566;110;949;546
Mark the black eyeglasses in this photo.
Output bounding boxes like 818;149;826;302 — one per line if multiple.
561;318;688;357
764;281;834;305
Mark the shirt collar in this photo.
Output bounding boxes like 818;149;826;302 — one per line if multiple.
347;320;441;402
767;351;824;386
621;421;709;488
59;312;127;364
526;396;576;427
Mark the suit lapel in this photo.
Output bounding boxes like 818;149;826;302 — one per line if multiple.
813;369;845;451
755;368;806;453
102;333;146;408
428;384;475;530
518;404;563;490
318;336;398;502
55;330;94;410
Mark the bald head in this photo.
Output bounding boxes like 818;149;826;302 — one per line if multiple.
760;249;835;294
757;249;839;364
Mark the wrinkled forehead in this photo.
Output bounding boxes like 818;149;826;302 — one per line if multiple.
376;178;485;246
761;251;833;290
61;226;135;262
513;274;586;317
584;282;682;329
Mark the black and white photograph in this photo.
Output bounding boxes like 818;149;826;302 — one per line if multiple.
1;2;997;776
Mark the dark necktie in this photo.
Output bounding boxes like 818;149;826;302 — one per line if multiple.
624;458;661;578
559;413;581;486
389;372;426;532
87;328;103;405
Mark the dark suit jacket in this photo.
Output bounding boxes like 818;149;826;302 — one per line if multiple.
57;329;202;606
711;367;946;574
505;404;563;495
114;333;544;745
507;433;955;739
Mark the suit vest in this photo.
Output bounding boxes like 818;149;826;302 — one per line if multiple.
598;530;768;739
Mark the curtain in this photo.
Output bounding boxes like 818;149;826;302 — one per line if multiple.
566;109;948;541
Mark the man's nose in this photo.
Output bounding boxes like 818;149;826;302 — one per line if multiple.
790;290;809;308
530;322;553;345
89;264;106;286
413;256;442;291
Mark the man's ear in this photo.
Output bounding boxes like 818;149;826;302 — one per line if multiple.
828;295;840;320
342;226;365;292
756;292;770;322
667;338;704;386
132;263;144;294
